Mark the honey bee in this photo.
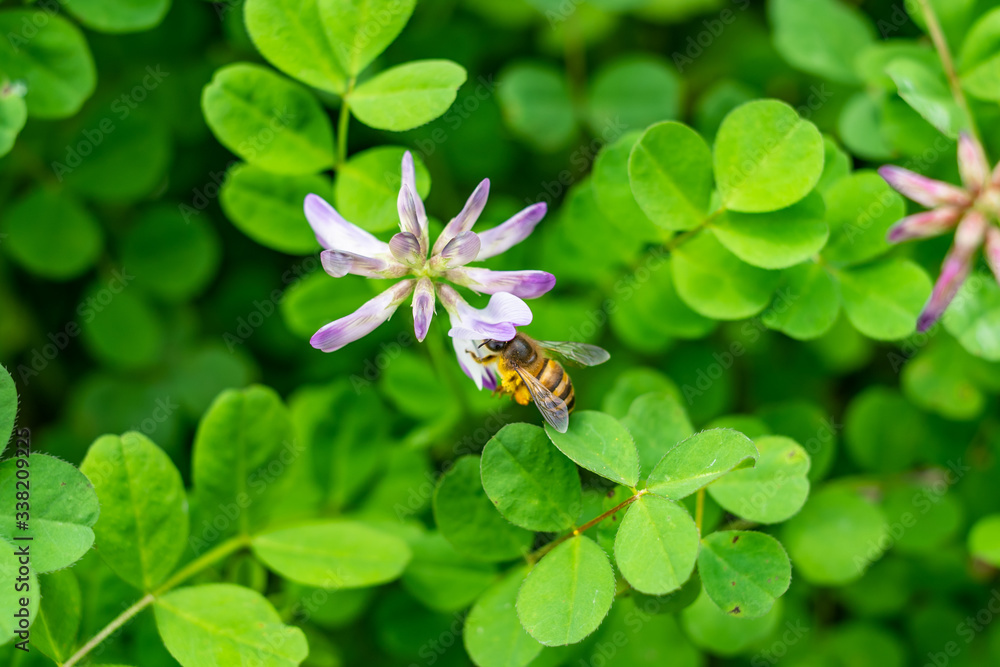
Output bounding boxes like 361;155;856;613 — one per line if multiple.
473;333;609;433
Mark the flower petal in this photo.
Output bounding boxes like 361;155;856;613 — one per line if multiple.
917;211;987;332
310;280;415;352
398;151;429;253
476;202;547;260
304;194;389;256
439;286;532;340
432;178;490;255
985;226;1000;284
445;267;556;299
958;132;989;191
886;207;962;243
321;250;407;279
450;334;494;390
389;231;424;267
435;231;482;270
412;277;435;342
878;166;971;209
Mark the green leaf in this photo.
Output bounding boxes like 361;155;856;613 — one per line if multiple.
32;569;81;663
121;207;220;302
192;385;295;540
614;493;699;595
481;423;582;532
901;334;986;421
244;0;348;94
943;278;1000;361
759;401;838;483
959;8;1000;101
252;520;411;588
714;100;825;213
882;482;963;553
433;456;533;562
335;146;431;232
761;262;840;340
844;387;923;473
593;594;701;664
887;58;965;138
838;91;894;161
220;163;328;254
968;514;1000;566
545;411;640;487
697;531;791;618
0;545;38;645
81;289;164;370
645;428;758;500
769;0;875;84
837;259;932;340
680;588;782;657
0;366;16;456
402;532;495;612
0;91;26;158
516;535;615;646
349;60;467;131
79;432;188;591
0;454;99;572
621;392;694;477
464;567;544;667
708;436;810;524
782;484;888;584
822;171;906;266
202;63;336;174
497;62;575;152
591;131;661;242
0;12;96;118
1;187;102;281
587;55;681;133
320;0;417;76
710;192;829;269
628;121;713;231
155;584;308;667
817;135;852;193
672;231;781;320
63;0;170;33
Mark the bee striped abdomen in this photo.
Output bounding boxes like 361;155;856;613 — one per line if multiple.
535;358;576;412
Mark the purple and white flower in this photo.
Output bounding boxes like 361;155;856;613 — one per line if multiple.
880;133;1000;331
304;151;553;352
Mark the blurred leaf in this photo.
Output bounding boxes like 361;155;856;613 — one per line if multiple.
628;120;713;231
680;588;781;657
817;135;852;193
943;278;1000;361
714;100;825;213
433;455;533;562
887;58;966;138
463;566;544;667
349;60;467;132
587;54;681;134
1;187;102;281
838;91;894;161
517;535;615;646
244;0;348;94
63;0;170;32
497;62;575;152
959;8;1000;102
202;63;336;174
621;392;694;477
760;262;840;340
882;482;963;553
481;423;581;532
614;493;699;595
591;131;660;242
769;0;875;84
837;259;932;341
80;432;188;591
0;12;96;118
822;171;906;266
758;400;838;483
646;428;757;500
844;387;923;473
321;0;417;76
602;368;682;418
698;530;791;618
545;410;640;487
968;514;1000;566
0;90;26;157
710;192;829;269
154;584;308;667
708;435;810;524
334;146;430;232
0;453;98;572
32;568;81;663
902;334;987;420
590;594;700;665
401;532;495;612
252;520;411;587
81;287;165;370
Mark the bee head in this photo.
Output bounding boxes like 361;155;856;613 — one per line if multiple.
481;339;506;352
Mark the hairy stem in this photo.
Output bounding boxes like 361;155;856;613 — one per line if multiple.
917;0;982;146
337;78;356;166
63;535;249;667
527;489;648;565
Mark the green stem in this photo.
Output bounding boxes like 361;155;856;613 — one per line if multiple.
527;490;647;565
337;78;356;166
917;0;983;146
63;535;249;667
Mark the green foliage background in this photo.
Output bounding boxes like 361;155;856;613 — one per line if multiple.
3;0;1000;665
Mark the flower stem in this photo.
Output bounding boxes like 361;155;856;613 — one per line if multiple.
917;0;983;146
527;490;647;565
337;78;356;166
63;535;249;667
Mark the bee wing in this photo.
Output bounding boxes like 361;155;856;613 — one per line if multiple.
514;366;570;433
537;341;610;367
